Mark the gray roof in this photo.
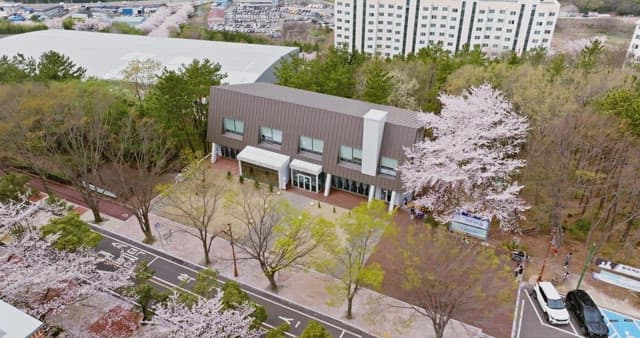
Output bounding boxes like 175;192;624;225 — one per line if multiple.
217;83;421;128
0;30;298;84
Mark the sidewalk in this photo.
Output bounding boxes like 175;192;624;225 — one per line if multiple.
79;209;487;338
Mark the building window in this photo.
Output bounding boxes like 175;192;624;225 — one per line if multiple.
300;136;324;155
380;157;398;176
223;118;244;135
260;126;282;145
339;145;362;165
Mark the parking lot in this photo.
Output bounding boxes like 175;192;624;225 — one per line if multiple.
514;285;640;338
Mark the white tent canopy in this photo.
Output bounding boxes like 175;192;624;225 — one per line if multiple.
290;159;322;175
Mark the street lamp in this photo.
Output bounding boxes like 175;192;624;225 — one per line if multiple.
225;223;239;278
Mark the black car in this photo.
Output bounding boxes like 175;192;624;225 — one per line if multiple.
565;289;609;338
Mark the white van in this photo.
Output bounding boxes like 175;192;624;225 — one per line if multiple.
533;281;570;325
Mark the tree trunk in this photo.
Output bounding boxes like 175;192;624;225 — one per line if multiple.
346;295;354;319
90;203;102;223
136;212;154;244
265;271;278;292
621;219;634;244
202;239;210;266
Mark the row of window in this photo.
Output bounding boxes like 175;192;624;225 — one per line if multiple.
223;118;398;176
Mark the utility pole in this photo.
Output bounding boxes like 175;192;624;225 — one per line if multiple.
537;233;555;282
576;242;597;290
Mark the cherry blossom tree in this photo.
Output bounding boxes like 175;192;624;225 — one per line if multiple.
147;292;261;338
0;195;39;229
400;83;530;231
0;231;133;320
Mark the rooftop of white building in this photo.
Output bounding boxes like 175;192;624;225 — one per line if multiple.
0;30;298;84
0;300;43;338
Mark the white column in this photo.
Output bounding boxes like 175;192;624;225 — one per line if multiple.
237;160;243;176
324;174;332;197
315;174;319;193
388;190;397;213
211;143;217;163
368;185;375;204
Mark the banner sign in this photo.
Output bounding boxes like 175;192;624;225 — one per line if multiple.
449;212;490;240
593;270;640;293
595;258;640;280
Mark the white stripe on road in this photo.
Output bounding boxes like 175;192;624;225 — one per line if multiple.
567;312;579;335
524;290;582;337
517;299;524;338
512;284;523;338
148;256;158;265
98;231;363;338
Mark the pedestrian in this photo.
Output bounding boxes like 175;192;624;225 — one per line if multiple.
514;263;523;278
561;271;570;282
564;252;572;269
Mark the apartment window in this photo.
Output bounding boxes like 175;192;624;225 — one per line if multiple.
542;38;549;43
498;18;504;23
536;22;543;26
549;12;556;16
532;39;539;43
505;37;511;41
380;157;398;176
439;32;445;36
442;6;448;11
508;20;515;24
484;35;490;39
388;21;393;24
451;17;456;21
430;23;436;27
223;118;244;135
429;31;435;35
449;33;455;38
486;27;492;31
499;9;505;14
487;18;494;22
260;126;283;145
476;27;482;31
337;18;342;22
395;38;400;42
506;28;513;33
339;145;362;165
441;15;447;19
368;29;374;33
377;28;383;32
492;44;498;48
538;12;545;17
447;41;453;46
369;4;374;8
397;5;402;9
422;6;428;11
496;27;502;31
474;35;480;40
449;25;455;29
432;5;438;10
440;24;446;28
478;18;483;23
510;10;516;15
452;8;458;13
479;9;485;14
368;20;374;24
488;9;495;13
547;21;554;25
422;15;428;19
377;20;383;24
421;23;427;28
300;136;324;155
431;14;437;19
534;30;540;35
367;44;373;48
420;32;426;36
337;10;342;14
337;2;342;6
494;35;500;39
337;34;342;38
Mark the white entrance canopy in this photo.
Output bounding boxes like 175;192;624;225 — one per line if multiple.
0;299;43;338
290;159;323;175
237;146;290;172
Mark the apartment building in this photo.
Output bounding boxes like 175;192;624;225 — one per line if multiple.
628;21;640;60
334;0;559;58
207;83;423;211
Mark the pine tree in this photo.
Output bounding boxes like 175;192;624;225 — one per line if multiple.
362;59;393;104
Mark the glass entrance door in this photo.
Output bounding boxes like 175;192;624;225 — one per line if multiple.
295;174;312;192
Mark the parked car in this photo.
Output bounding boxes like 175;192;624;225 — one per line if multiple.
566;289;609;338
532;281;570;325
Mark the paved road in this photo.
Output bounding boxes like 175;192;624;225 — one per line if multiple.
513;285;583;338
91;224;369;338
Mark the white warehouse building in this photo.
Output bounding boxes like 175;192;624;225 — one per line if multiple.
334;0;560;58
0;30;298;84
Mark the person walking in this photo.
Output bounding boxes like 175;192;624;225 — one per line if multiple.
514;263;524;279
564;252;573;269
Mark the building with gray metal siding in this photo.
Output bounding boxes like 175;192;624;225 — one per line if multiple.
208;83;423;210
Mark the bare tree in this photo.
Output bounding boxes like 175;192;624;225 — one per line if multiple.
226;188;334;292
120;59;162;104
107;117;179;244
159;159;224;264
399;226;514;338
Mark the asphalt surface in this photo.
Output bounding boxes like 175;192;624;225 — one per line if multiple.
91;224;369;338
513;285;583;338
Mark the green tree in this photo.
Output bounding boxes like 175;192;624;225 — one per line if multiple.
144;59;226;154
0;54;36;83
40;213;101;252
597;88;640;136
265;322;290;338
227;188;336;292
319;201;391;319
362;59;393;104
300;320;332;338
177;268;219;307
62;17;74;30
221;281;267;329
126;260;168;321
577;39;604;74
36;50;86;81
0;173;30;203
400;225;514;338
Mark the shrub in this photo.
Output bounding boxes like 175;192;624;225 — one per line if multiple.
226;171;232;180
265;322;290;338
254;180;260;189
0;19;47;34
239;176;244;184
300;320;332;338
269;184;273;192
0;173;30;203
62;17;74;30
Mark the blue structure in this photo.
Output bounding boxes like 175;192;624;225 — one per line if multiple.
601;309;640;338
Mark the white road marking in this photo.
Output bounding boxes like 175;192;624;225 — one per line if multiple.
339;330;346;338
148;256;158;265
567;313;579;335
512;285;523;338
524;290;582;337
261;322;296;337
279;316;294;325
517;299;525;338
295;321;301;328
97;231;362;338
